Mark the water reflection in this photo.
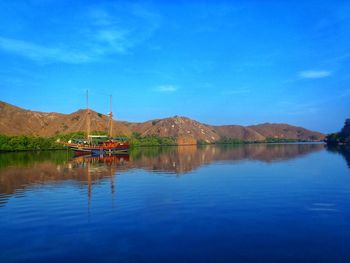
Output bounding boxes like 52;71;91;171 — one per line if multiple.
3;143;350;263
0;144;325;206
326;144;350;168
132;144;325;173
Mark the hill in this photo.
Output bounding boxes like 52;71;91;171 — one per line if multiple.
0;101;325;143
326;118;350;144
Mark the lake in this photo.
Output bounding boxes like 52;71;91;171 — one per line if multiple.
0;144;350;263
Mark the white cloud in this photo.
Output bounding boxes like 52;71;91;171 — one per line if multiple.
156;85;178;93
0;37;92;64
0;31;128;64
94;29;129;54
0;5;160;64
299;70;332;79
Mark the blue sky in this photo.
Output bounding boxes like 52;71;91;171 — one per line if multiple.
0;0;349;133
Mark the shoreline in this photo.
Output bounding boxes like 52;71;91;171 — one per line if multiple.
0;141;325;153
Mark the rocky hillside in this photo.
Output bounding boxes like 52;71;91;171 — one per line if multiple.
135;116;220;142
247;123;323;141
0;101;130;137
211;125;265;141
0;101;325;142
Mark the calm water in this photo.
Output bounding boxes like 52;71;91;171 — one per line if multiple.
0;144;350;263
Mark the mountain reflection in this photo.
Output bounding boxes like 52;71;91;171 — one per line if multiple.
0;144;325;206
130;144;325;173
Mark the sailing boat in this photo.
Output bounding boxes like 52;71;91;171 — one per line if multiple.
67;91;129;155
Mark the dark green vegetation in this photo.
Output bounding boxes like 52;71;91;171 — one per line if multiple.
213;138;245;144
326;119;350;145
0;131;322;152
0;132;106;152
0;132;108;152
0;135;64;151
326;133;350;144
129;132;177;147
0;132;178;152
264;137;311;143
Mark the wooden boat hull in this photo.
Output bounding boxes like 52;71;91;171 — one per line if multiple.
68;143;129;156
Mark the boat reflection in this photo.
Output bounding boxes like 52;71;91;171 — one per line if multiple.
0;144;326;207
69;154;130;206
69;154;129;168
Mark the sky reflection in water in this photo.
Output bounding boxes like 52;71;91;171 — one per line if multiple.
0;144;350;263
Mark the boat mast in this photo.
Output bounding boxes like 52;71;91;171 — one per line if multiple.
86;90;91;143
108;95;113;138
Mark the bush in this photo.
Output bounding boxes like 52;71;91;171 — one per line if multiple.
215;137;244;144
264;137;299;143
0;135;64;152
129;133;176;147
326;133;349;145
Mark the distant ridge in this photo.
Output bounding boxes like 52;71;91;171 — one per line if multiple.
0;101;325;142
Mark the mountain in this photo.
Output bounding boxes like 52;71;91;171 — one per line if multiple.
0;101;325;142
0;101;130;137
247;123;323;141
